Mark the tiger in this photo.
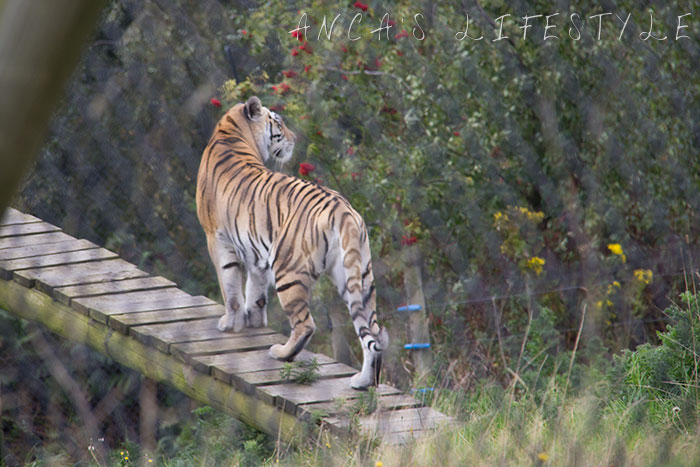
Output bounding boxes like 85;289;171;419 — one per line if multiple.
196;96;387;389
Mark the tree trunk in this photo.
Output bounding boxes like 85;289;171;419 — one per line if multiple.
0;0;105;211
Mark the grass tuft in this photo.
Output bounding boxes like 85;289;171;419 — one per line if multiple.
280;358;321;385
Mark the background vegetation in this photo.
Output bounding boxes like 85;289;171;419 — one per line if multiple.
2;0;699;464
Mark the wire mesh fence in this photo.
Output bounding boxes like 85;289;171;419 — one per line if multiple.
2;0;700;463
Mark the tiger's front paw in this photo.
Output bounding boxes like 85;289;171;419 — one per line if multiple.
269;343;290;361
350;371;373;390
217;313;234;332
218;312;245;333
246;308;267;328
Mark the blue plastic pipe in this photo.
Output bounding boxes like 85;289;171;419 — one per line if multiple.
404;343;431;350
397;304;422;312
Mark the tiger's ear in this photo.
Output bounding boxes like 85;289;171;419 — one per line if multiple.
244;96;262;121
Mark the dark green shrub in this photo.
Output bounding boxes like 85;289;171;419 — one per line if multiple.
610;291;700;429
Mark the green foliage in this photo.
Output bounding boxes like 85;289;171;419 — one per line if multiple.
215;0;700;366
163;405;274;466
609;291;700;429
110;443;139;466
350;387;378;416
280;358;321;384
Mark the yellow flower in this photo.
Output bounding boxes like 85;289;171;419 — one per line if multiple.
634;269;653;285
607;243;622;255
376;462;384;467
606;282;622;295
325;442;331;448
607;243;626;263
517;206;544;222
538;452;549;461
527;256;545;276
493;211;507;228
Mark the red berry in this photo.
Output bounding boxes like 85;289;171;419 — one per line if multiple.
353;1;368;12
299;162;316;176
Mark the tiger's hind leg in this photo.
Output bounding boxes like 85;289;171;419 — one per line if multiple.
331;226;387;390
268;274;316;361
206;233;246;333
245;269;269;328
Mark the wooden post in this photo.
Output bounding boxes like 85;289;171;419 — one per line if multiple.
139;377;157;465
403;246;432;385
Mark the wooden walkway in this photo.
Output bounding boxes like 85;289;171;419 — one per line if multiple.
0;207;453;445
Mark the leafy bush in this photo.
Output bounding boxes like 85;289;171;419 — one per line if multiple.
162;405;274;466
609;291;700;429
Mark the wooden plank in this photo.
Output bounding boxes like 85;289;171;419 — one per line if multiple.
0;222;60;238
53;275;176;305
107;304;224;334
0;208;41;226
321;407;452;441
88;295;215;323
378;429;427;445
14;259;147;290
131;318;278;354
0;239;97;261
0;231;75;250
0;248;117;279
296;393;420;423
375;393;423;411
193;349;336;387
72;287;197;314
259;379;401;414
171;332;285;361
356;407;453;434
238;362;357;389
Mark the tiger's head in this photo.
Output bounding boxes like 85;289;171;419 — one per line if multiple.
239;96;296;165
